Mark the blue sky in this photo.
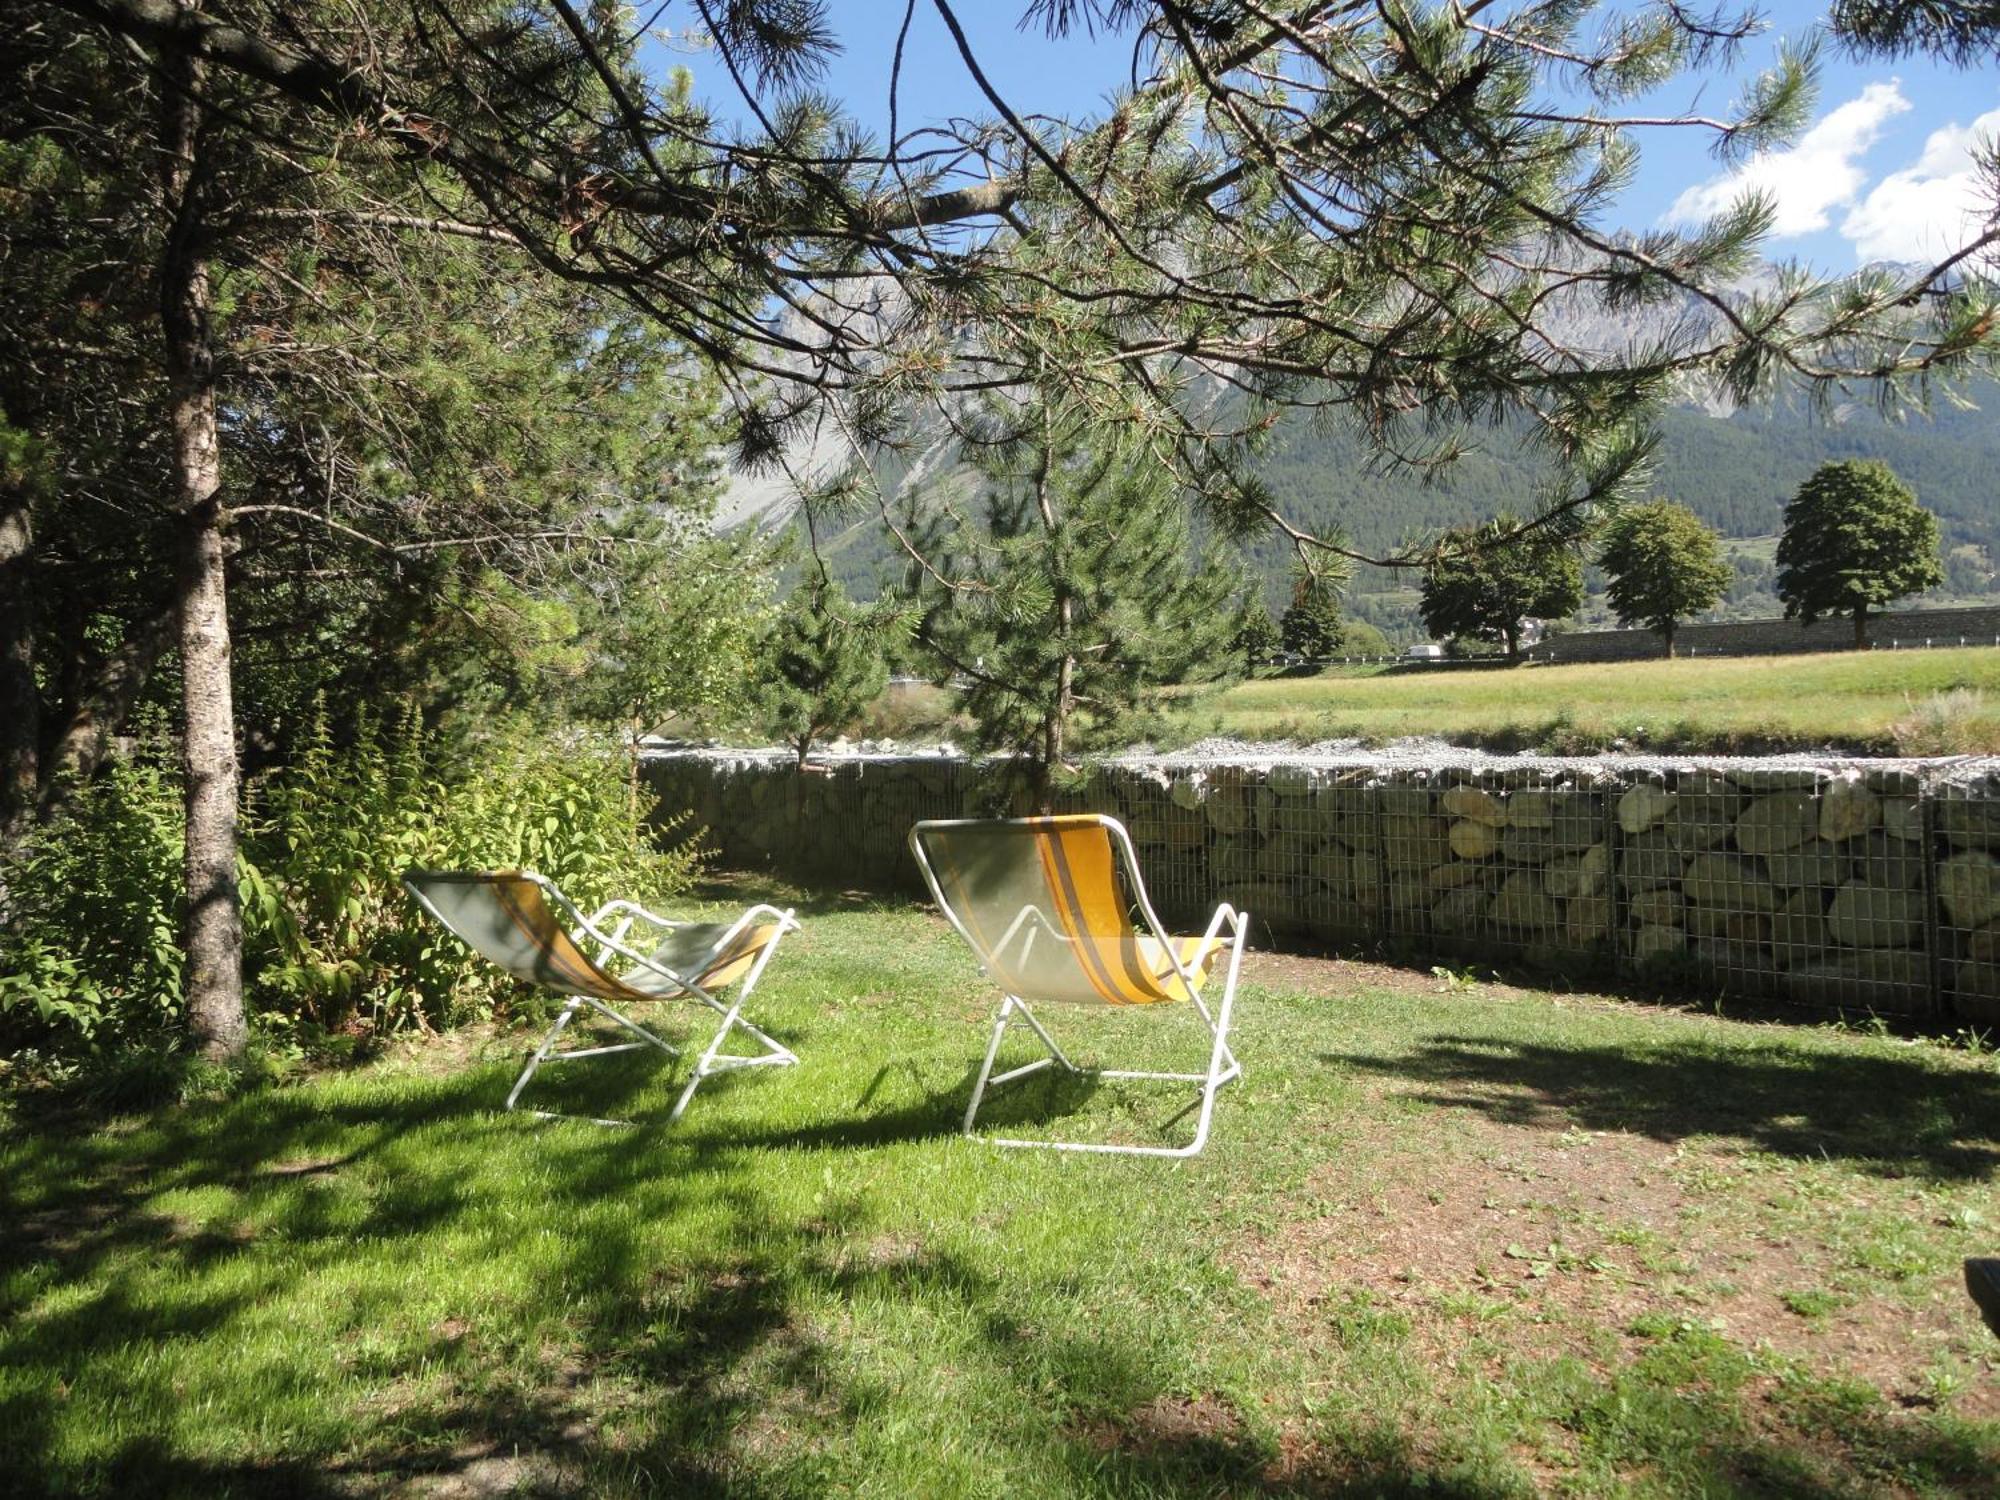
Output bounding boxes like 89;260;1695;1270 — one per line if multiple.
649;4;1998;271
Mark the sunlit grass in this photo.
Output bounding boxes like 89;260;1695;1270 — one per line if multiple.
3;882;1996;1496
1191;646;2000;753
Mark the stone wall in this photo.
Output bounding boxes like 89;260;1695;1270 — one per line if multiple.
1523;603;2000;664
645;750;2000;1022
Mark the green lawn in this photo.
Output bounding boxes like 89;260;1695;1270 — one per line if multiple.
1189;647;2000;754
4;883;1997;1496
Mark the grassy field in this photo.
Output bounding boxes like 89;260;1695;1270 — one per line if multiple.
1186;646;2000;754
4;880;1996;1496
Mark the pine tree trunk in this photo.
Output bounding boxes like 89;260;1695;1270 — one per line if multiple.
161;46;246;1061
1033;398;1069;814
1040;653;1070;812
0;487;36;842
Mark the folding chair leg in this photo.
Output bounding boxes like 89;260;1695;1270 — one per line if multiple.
964;995;1079;1138
506;998;582;1113
505;994;681;1124
1176;925;1248;1159
667;965;799;1123
967;925;1247;1158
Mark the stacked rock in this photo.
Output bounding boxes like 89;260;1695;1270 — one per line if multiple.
641;749;1999;1019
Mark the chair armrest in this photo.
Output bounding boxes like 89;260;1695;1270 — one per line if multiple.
588;898;685;934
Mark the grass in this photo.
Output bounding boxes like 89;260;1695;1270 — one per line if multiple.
1186;646;2000;754
4;880;1998;1496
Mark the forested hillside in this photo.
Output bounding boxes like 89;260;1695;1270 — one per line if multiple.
1250;386;2000;573
809;383;2000;636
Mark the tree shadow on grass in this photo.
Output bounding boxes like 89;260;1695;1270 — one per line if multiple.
3;1058;1989;1500
1320;1032;2000;1180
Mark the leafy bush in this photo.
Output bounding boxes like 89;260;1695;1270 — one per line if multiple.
1;706;703;1062
0;760;186;1053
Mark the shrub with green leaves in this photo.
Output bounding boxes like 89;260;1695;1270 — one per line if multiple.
1;708;703;1062
0;760;187;1053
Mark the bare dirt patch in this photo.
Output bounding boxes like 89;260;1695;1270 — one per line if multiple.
1232;1076;2000;1430
1241;947;1676;1016
1075;1392;1254;1463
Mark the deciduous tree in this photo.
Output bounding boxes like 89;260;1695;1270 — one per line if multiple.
1776;461;1944;647
1420;518;1584;659
1598;501;1733;657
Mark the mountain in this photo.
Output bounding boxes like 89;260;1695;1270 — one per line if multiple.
725;261;2000;620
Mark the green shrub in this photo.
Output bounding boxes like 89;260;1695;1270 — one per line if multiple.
0;759;187;1053
1;707;703;1063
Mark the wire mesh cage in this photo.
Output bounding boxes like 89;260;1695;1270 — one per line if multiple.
1610;767;1933;1014
644;750;2000;1022
1934;769;2000;1028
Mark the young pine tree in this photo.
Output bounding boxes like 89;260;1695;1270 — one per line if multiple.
1280;572;1348;660
915;391;1241;802
1597;500;1732;657
757;573;898;768
1231;596;1282;671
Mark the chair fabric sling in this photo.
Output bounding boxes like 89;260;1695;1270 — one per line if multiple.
909;814;1247;1157
404;870;799;1125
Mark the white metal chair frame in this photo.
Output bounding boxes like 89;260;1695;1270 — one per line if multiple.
909;815;1248;1158
408;870;800;1127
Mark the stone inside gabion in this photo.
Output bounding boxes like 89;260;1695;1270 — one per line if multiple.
642;746;2000;1021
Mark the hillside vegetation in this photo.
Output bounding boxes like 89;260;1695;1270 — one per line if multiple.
1179;648;2000;756
812;382;2000;627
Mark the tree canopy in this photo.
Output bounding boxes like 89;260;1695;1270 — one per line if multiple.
1598;501;1733;656
1419;518;1585;658
27;0;2000;568
1775;460;1946;646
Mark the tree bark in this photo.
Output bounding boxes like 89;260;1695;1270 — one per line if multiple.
1032;402;1069;814
1663;622;1677;659
160;39;246;1061
0;486;37;842
1853;607;1869;649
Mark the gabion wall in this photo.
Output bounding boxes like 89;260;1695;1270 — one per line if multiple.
645;751;2000;1023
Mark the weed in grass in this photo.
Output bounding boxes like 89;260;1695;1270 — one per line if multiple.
1893;686;1996;755
1779;1287;1846;1320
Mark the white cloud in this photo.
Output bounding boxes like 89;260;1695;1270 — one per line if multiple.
1840;106;2000;263
1664;81;1910;236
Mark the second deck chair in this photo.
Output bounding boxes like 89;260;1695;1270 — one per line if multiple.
404;870;799;1125
908;814;1247;1157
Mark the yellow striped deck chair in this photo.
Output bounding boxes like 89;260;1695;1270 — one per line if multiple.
909;814;1247;1157
403;870;799;1125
